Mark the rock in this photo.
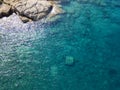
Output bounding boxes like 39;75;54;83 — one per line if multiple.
50;66;58;76
14;83;19;87
0;0;3;4
0;3;12;18
0;0;63;23
65;56;75;66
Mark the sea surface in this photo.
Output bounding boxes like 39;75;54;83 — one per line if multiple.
0;0;120;90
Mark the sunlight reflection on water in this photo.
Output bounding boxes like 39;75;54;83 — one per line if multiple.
0;13;46;64
0;1;120;90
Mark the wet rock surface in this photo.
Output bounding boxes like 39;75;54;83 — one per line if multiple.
0;0;63;23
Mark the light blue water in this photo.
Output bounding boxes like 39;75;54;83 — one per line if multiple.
0;0;120;90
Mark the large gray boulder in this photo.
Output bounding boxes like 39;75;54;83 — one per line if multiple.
0;0;63;23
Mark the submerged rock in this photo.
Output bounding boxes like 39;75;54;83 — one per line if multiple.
50;65;58;76
65;56;75;66
0;0;63;23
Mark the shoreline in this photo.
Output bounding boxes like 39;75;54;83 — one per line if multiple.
0;0;63;23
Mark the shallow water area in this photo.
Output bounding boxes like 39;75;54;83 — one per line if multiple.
0;0;120;90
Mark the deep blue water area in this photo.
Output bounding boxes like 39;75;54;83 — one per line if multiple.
0;0;120;90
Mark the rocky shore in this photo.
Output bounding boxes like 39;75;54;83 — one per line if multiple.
0;0;119;23
0;0;63;23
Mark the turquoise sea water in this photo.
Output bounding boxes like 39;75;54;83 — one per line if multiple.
0;0;120;90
